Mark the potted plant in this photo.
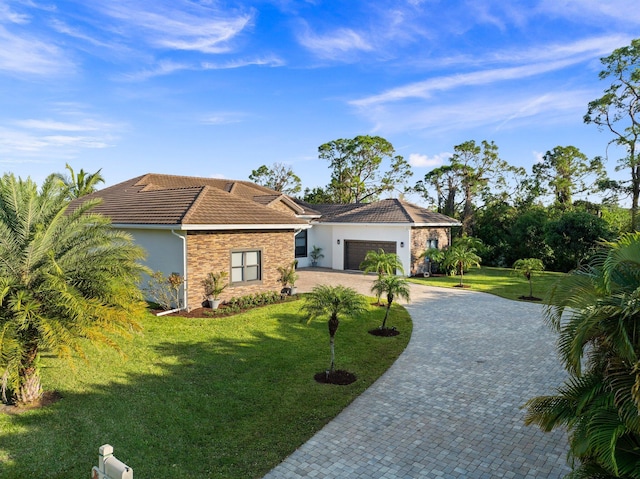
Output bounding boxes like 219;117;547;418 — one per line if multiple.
277;261;299;296
202;271;228;309
310;245;324;267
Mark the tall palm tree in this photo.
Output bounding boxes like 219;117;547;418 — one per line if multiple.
371;275;410;329
442;245;481;287
0;173;148;405
303;285;368;373
512;258;545;298
53;163;105;199
524;233;640;478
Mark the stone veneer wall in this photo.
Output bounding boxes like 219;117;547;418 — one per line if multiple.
409;227;451;275
186;230;294;309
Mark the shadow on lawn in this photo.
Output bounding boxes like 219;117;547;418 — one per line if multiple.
0;306;408;479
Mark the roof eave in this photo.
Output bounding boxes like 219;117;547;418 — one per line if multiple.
112;223;312;231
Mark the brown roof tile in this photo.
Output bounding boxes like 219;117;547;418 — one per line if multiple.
75;174;308;227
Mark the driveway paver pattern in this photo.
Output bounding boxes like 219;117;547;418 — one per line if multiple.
263;269;571;479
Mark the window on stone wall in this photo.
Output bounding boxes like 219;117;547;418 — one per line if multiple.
231;250;262;283
295;230;307;258
427;238;439;249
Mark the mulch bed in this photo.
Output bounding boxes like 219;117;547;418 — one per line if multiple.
1;390;62;415
518;296;542;301
368;327;400;337
314;370;357;385
453;284;471;288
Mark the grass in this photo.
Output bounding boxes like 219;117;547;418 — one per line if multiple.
408;266;565;301
0;298;411;479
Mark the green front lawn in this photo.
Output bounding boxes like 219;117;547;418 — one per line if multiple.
409;266;565;301
0;298;411;479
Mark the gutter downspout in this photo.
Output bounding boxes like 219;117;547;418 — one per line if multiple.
171;229;188;312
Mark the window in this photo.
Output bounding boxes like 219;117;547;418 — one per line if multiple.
427;238;438;249
231;250;262;283
295;230;307;258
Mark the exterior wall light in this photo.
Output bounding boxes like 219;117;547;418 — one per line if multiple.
337;239;340;245
400;241;404;248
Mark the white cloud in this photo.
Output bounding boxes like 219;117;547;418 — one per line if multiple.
14;119;113;131
539;0;640;24
96;1;254;54
351;35;627;108
0;2;29;24
533;151;545;164
409;152;450;168
200;112;246;125
297;24;373;60
0;25;72;76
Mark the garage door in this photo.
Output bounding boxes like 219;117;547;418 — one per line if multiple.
344;240;397;271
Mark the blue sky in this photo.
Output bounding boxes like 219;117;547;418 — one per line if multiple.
1;0;639;202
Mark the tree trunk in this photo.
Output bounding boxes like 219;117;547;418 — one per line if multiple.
529;278;533;298
632;165;639;231
382;302;391;329
328;316;339;372
14;345;42;405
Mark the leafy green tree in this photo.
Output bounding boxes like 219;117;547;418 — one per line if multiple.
0;174;147;405
413;164;461;217
524;233;640;478
318;135;412;204
531;146;605;210
302;186;333;204
303;285;368;373
509;207;553;267
359;248;405;277
371;275;410;330
512;258;544;298
545;211;613;272
584;38;640;230
473;201;517;266
53;163;105;199
442;244;481;287
249;162;302;195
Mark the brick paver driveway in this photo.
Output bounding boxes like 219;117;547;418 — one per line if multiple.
263;269;571;479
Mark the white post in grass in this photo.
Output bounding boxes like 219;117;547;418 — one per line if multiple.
91;444;133;479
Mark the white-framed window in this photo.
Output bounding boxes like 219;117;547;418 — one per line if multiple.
295;230;307;258
427;238;439;249
231;250;262;283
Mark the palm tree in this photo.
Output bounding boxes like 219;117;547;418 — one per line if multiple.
442;245;481;287
524;233;640;477
303;285;368;373
512;258;545;298
360;249;404;303
53;163;105;199
359;248;405;277
0;173;148;405
371;275;410;329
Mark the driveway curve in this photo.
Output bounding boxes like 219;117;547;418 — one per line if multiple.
263;269;571;479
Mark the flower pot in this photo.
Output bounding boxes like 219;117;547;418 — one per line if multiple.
209;297;221;309
290;286;297;295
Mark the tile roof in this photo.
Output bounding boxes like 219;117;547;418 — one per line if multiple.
312;198;461;225
74;174;308;227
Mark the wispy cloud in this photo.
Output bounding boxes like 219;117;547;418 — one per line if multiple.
409;152;450;168
539;0;640;24
95;1;254;54
296;23;373;60
351;35;625;108
0;25;73;76
0;1;29;24
200;112;247;125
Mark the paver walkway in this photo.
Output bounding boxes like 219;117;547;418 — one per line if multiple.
263;269;571;479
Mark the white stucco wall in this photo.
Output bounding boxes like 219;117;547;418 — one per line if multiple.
311;223;412;273
302;225;333;268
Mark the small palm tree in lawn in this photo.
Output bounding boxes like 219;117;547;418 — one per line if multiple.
0;173;148;405
53;163;105;199
512;258;544;299
442;245;481;287
371;275;410;330
360;249;404;303
303;285;368;374
524;233;640;477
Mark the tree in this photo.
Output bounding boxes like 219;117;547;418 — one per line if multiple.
53;163;105;199
442;244;481;287
319;135;412;204
545;211;613;272
584;38;640;230
509;207;553;267
450;140;515;235
0;174;147;405
303;285;368;373
360;249;404;303
512;258;544;299
249;162;302;195
531;146;605;210
524;233;640;477
370;275;410;330
302;186;333;204
413;164;461;217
